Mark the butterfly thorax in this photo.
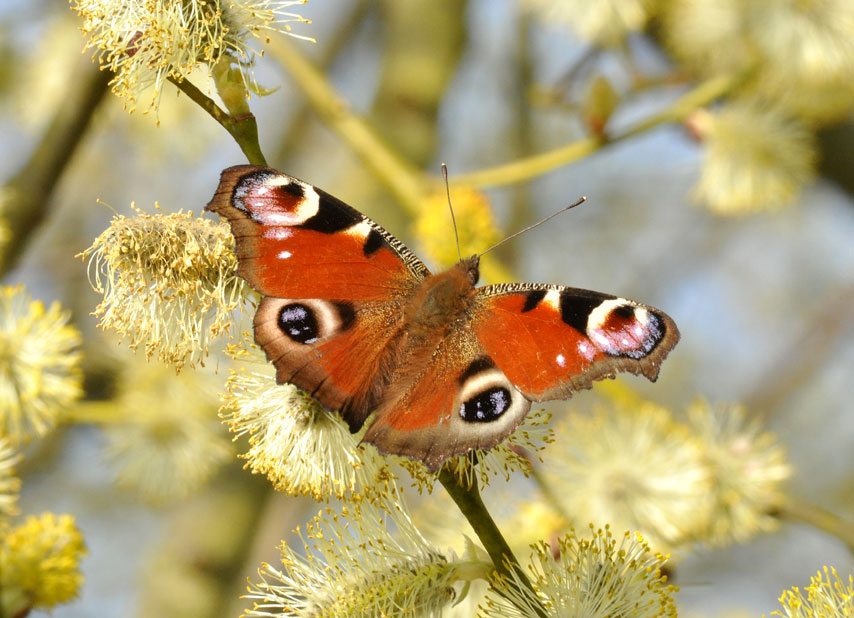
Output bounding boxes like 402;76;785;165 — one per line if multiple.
404;258;479;333
380;258;479;405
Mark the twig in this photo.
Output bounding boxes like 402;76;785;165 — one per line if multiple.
438;467;548;617
0;60;111;276
273;0;372;165
264;34;425;212
452;72;743;188
169;76;267;166
778;497;854;554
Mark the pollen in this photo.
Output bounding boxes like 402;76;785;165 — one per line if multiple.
221;368;390;501
481;526;678;618
692;101;815;215
0;512;87;612
414;185;500;268
82;209;248;370
0;437;21;518
0;286;82;444
72;0;313;114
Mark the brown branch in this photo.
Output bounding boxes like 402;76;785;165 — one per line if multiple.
0;60;111;276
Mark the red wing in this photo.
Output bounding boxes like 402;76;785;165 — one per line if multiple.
472;283;680;401
362;327;531;471
254;296;404;431
206;165;430;301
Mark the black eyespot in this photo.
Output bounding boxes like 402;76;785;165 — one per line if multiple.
460;387;511;423
280;181;305;199
278;303;319;344
332;301;356;331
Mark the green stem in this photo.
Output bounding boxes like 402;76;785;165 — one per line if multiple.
169;76;267;166
438;468;548;617
778;496;854;554
63;400;122;424
452;72;742;188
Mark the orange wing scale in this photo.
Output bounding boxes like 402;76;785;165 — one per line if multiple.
474;294;605;397
206;165;427;302
473;285;679;402
240;228;410;301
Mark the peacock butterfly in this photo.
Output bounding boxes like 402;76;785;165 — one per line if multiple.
206;165;680;470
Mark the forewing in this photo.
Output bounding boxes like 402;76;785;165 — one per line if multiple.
206;165;428;429
206;165;430;301
472;283;680;401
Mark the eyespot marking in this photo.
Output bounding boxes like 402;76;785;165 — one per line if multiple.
232;172;319;226
276;180;305;199
586;299;664;358
278;303;319;344
332;301;356;332
460;387;511;422
577;340;596;361
456;368;527;426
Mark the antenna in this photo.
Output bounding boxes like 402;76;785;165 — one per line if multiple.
478;196;587;258
442;163;463;263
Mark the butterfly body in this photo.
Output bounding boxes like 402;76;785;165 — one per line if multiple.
207;165;680;470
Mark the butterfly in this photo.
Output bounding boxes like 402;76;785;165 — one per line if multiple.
207;165;680;470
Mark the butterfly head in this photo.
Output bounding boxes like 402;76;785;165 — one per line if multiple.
459;254;480;286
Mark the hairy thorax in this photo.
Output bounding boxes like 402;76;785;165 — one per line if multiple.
374;258;481;406
400;261;477;361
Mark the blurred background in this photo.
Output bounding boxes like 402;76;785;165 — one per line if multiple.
1;0;853;616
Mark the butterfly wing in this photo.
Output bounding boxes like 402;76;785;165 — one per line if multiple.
253;295;406;430
208;166;680;469
207;165;428;429
362;281;678;470
206;165;430;300
362;323;532;470
471;283;680;401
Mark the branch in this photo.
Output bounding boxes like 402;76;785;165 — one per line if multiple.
264;34;425;212
169;76;267;166
452;72;743;188
0;61;111;276
778;496;854;554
